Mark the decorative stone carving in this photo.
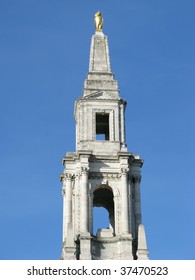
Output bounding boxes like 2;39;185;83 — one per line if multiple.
89;172;121;179
81;167;88;174
131;175;142;183
65;173;72;180
121;168;128;175
60;174;65;182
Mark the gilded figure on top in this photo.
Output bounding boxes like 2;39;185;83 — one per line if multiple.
94;11;103;32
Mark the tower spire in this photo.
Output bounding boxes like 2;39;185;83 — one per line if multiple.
61;12;148;260
89;12;111;74
83;12;118;99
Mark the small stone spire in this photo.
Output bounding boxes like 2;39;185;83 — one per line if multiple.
89;12;111;73
83;12;119;98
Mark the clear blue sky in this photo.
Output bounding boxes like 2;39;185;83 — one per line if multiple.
0;0;194;260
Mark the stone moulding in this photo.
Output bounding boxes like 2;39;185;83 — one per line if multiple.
89;172;121;179
92;235;133;243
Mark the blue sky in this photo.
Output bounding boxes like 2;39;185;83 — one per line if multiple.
0;0;194;260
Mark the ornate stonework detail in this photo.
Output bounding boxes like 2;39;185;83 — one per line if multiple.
89;172;121;180
131;175;142;183
81;167;89;175
60;174;65;182
65;173;73;180
121;168;128;175
89;157;119;163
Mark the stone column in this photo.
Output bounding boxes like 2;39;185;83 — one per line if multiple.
80;167;91;260
81;167;89;233
120;104;125;144
121;169;129;234
74;173;80;234
61;177;66;244
110;110;114;141
133;175;142;234
61;173;75;259
65;173;72;232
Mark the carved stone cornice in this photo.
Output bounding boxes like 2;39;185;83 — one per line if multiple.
89;155;119;163
89;172;121;179
92;234;132;244
92;236;120;244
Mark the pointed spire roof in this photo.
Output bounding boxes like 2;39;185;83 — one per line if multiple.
89;12;111;73
89;31;111;73
82;13;120;99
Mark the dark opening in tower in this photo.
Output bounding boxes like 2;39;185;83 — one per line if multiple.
93;186;114;236
96;113;109;140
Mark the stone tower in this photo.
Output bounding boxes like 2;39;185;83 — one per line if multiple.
60;13;149;260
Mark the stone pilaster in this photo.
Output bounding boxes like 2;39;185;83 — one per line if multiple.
121;168;129;234
79;167;91;260
120;103;125;144
131;175;142;236
65;174;73;234
80;167;89;233
61;175;66;244
61;173;75;259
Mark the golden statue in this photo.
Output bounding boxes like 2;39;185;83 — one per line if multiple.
94;11;103;32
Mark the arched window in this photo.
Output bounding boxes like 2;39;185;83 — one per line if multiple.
93;186;115;236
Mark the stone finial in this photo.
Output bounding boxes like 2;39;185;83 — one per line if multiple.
94;11;104;32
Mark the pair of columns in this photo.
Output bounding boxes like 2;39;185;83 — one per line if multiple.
63;169;142;238
62;168;89;239
121;170;142;235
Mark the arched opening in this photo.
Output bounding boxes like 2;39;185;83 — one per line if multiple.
96;113;110;140
93;186;115;237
